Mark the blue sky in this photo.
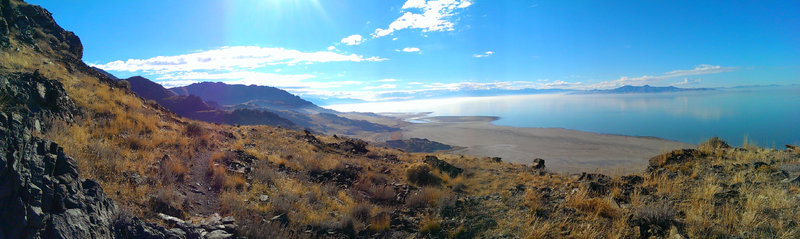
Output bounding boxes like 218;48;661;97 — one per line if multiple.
30;0;799;102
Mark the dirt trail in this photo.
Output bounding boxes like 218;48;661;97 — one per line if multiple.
179;150;221;217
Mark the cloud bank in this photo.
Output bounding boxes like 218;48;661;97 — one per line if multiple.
91;46;385;74
373;0;473;38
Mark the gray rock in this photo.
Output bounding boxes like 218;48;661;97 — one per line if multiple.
206;230;233;239
0;116;116;238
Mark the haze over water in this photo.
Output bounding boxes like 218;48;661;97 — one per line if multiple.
328;86;800;147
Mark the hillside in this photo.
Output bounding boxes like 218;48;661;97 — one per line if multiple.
2;1;800;238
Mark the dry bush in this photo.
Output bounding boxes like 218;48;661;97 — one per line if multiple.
566;187;620;219
350;203;371;223
419;217;442;235
159;155;187;184
406;187;444;209
184;122;204;137
632;201;678;238
406;163;441;186
368;185;396;202
251;160;278;185
369;211;391;232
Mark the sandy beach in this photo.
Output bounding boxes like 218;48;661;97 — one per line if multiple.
396;116;692;174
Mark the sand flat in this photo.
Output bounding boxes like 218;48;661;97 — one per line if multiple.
400;116;692;174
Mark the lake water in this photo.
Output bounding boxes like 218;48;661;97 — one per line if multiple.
326;86;800;147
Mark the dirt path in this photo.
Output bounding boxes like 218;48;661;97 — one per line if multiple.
179;150;222;217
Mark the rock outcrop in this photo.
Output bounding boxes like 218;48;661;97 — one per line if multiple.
0;112;117;238
0;71;80;132
0;0;83;59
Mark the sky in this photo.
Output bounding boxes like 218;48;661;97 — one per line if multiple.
30;0;800;102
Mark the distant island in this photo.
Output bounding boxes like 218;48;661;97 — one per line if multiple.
574;85;714;94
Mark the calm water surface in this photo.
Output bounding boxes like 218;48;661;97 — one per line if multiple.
327;86;800;147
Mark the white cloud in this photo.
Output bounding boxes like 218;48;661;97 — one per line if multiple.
587;64;735;89
363;84;397;90
91;46;385;74
408;82;423;85
671;78;701;86
372;0;473;38
340;34;364;45
157;80;200;88
473;51;493;58
378;79;398;82
399;47;421;53
327;46;336;51
154;71;368;90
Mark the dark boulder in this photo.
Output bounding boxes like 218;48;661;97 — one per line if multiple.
578;173;612;197
327;138;369;155
423;155;463;177
531;158;545;169
648;149;705;171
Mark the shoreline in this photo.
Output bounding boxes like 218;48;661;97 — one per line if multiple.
378;114;692;174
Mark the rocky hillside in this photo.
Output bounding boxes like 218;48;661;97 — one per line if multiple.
2;0;800;238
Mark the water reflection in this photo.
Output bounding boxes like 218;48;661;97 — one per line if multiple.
327;87;800;146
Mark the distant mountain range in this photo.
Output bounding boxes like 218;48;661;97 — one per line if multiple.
573;85;714;94
120;76;396;135
124;76;297;128
170;82;323;113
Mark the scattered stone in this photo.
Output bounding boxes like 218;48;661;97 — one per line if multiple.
259;195;270;202
327;138;369;155
122;170;144;185
491;157;503;163
309;163;362;187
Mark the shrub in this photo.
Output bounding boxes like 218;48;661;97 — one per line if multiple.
159;155;187;184
369;211;391;232
350;203;371;223
115;79;130;89
184;122;204;137
368;185;396;202
406;187;444;209
631;202;677;238
419;217;442;235
406;163;441;186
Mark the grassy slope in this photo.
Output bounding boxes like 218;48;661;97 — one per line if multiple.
3;0;800;237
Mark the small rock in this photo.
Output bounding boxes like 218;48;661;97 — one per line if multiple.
259;195;270;202
205;229;233;239
531;158;545;169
